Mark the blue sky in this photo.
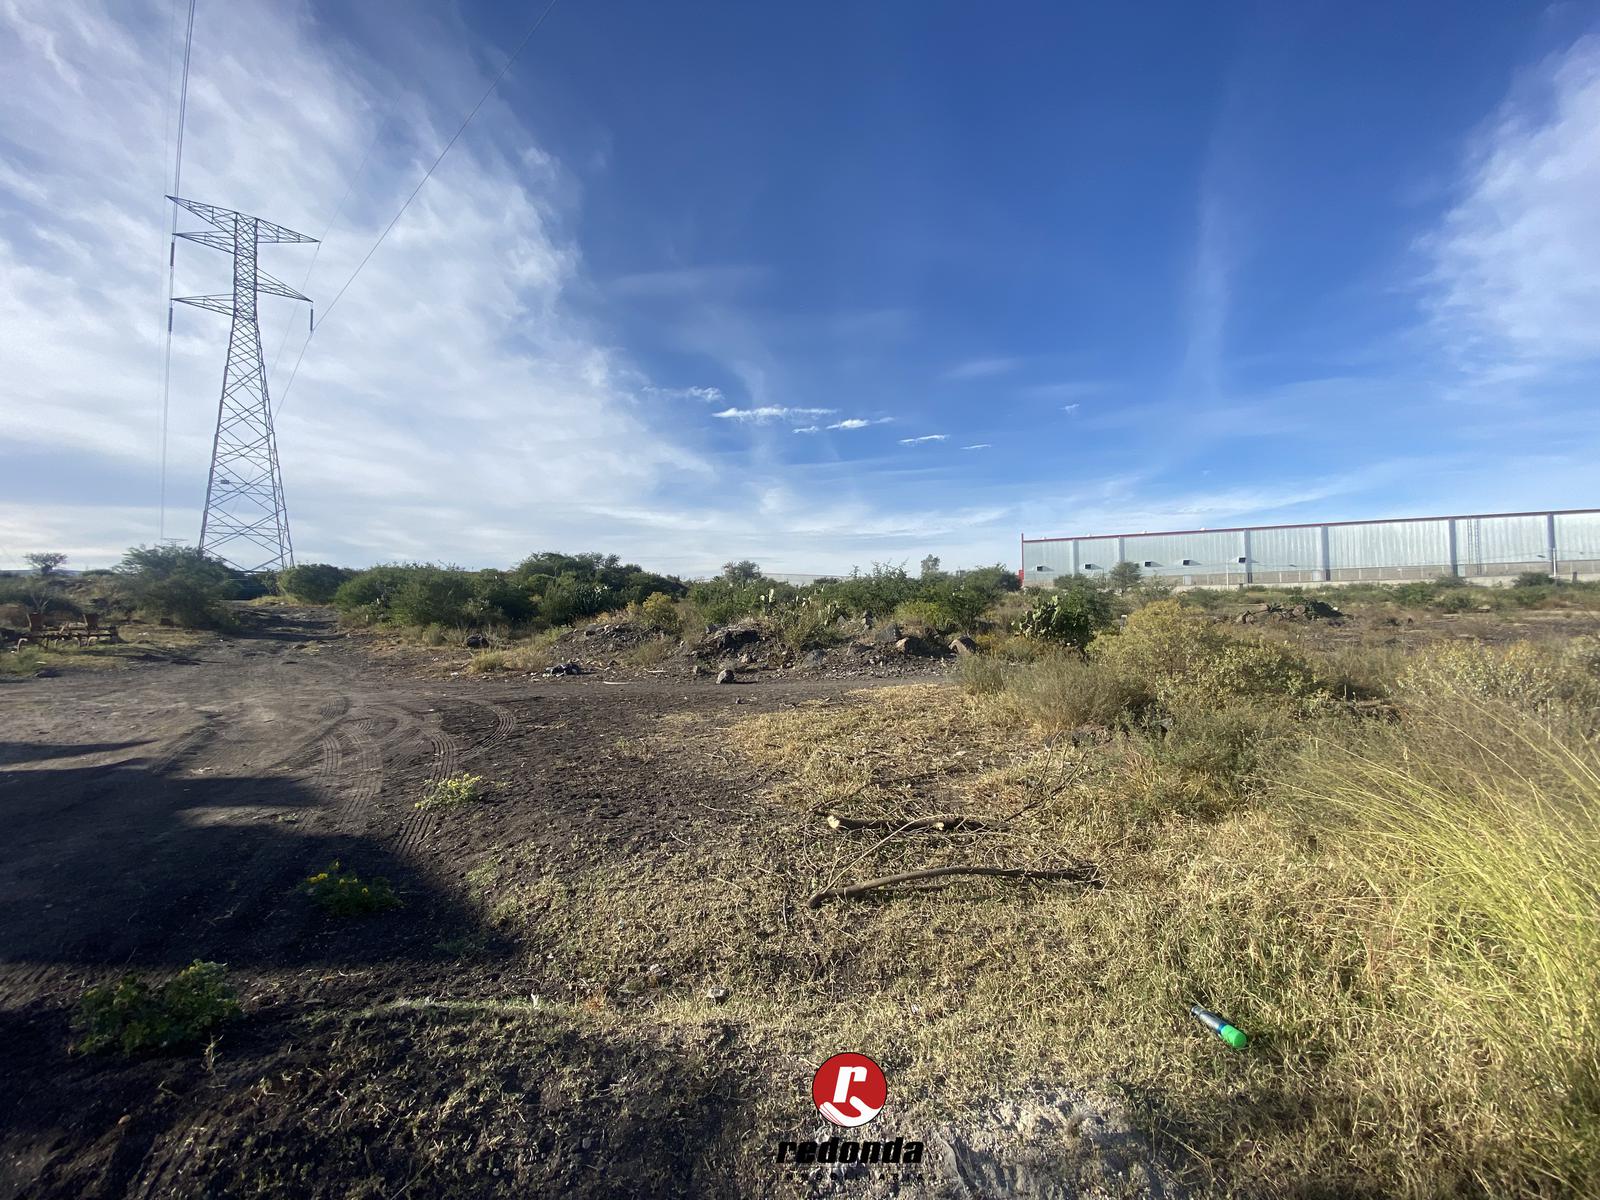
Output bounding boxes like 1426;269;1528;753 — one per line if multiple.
3;1;1599;573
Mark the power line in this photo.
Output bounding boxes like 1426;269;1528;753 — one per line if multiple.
157;0;197;540
273;0;562;417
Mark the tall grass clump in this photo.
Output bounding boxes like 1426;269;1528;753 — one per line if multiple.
1283;700;1600;1192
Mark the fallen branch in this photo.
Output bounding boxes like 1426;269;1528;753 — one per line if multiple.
818;811;995;833
807;863;1101;908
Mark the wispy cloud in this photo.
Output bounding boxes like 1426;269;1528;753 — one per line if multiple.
712;406;835;423
826;417;892;430
945;356;1022;381
961;443;991;450
899;434;948;445
1426;35;1600;371
646;385;725;403
792;425;820;434
1062;403;1080;415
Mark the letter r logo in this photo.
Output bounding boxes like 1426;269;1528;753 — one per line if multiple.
813;1054;886;1128
832;1065;867;1104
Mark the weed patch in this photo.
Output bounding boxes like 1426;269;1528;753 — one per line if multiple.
416;772;488;810
300;862;401;916
75;960;240;1056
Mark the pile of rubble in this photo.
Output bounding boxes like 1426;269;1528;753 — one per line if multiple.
1235;598;1342;624
687;619;977;680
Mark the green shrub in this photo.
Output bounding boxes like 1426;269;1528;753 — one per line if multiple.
894;598;956;637
1016;578;1115;650
75;961;240;1056
300;862;401;916
770;604;842;655
1515;571;1555;589
115;544;241;628
639;592;682;637
389;569;475;628
276;563;353;603
417;773;487;810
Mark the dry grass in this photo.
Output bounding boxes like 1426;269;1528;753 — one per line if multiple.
464;627;568;674
459;603;1600;1195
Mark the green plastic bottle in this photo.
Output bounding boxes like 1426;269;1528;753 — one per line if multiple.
1191;1004;1250;1049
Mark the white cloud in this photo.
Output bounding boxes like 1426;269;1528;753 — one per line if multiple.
826;417;892;430
1427;35;1600;369
1062;404;1080;415
898;434;948;445
792;425;820;434
961;443;991;450
0;0;722;569
712;406;834;423
646;385;725;403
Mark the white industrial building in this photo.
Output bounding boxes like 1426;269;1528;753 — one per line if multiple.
1020;508;1600;588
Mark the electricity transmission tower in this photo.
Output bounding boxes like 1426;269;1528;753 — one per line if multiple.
169;195;315;573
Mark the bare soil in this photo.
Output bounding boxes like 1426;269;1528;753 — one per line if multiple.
1;607;1161;1199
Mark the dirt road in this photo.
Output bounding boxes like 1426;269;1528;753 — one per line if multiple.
0;607;873;1199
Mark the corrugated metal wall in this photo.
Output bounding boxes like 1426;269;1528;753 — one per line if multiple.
1021;509;1600;588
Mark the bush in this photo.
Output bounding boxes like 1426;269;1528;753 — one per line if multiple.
638;592;682;637
115;544;241;628
389;569;476;628
1106;560;1143;594
300;862;401;916
1016;578;1115;650
894;598;957;637
970;651;1153;732
1090;600;1325;706
1397;640;1600;720
75;961;240;1056
1515;570;1555;588
276;563;353;603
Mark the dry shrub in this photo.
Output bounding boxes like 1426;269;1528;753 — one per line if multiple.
1398;638;1600;722
1090;600;1327;707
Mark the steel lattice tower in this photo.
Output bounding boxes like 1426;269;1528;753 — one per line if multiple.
168;195;315;573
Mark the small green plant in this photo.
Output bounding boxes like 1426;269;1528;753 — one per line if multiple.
75;960;240;1056
300;862;401;916
416;772;487;810
1016;579;1115;650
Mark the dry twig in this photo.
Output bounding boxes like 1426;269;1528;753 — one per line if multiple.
807;863;1101;908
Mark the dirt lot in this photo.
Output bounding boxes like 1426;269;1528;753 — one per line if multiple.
4;607;1158;1199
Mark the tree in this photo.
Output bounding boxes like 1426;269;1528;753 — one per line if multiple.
1106;561;1144;594
721;560;762;583
25;552;67;576
919;555;942;579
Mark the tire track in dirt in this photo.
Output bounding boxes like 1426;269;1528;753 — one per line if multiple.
311;715;384;832
391;705;462;858
444;696;519;762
